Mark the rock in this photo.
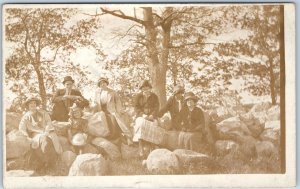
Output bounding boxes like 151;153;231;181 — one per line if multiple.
260;121;280;145
82;144;99;154
255;141;278;159
250;102;272;112
173;149;209;165
238;135;257;160
6;170;34;177
239;112;264;138
162;131;180;150
146;149;180;174
215;140;239;155
121;143;139;159
61;151;77;168
216;117;251;140
6;130;31;159
266;105;280;121
6;112;22;134
246;122;264;138
58;136;72;152
68;153;109;176
7;157;27;171
209;106;233;124
264;120;280;131
92;137;121;160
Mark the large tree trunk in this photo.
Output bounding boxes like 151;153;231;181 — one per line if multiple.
268;57;276;105
33;63;47;110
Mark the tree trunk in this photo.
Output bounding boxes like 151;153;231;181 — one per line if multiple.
268;57;276;105
33;63;47;110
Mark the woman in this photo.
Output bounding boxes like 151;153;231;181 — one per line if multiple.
93;77;133;144
178;92;206;151
133;80;163;158
19;96;62;174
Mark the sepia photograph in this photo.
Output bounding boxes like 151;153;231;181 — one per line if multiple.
2;3;296;188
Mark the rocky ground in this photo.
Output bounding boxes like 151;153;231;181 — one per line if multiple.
6;102;281;176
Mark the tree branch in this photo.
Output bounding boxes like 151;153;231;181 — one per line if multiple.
40;46;62;63
169;41;216;49
100;8;145;25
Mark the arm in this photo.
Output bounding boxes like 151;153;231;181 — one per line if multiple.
19;114;29;137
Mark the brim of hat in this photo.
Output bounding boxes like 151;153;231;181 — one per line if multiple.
98;80;109;86
63;79;74;84
185;97;198;101
25;99;41;106
139;84;152;89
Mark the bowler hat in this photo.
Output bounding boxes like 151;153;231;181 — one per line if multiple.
184;92;198;102
173;85;185;95
63;76;75;84
97;77;109;87
24;96;41;107
139;80;152;89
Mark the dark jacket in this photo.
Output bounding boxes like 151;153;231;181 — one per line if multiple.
181;106;205;132
158;95;185;130
51;89;88;121
134;92;160;118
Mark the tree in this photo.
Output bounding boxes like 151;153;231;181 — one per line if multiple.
5;8;103;109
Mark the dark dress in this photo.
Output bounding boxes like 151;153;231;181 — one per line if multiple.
51;89;88;122
158;95;185;130
134;92;160;118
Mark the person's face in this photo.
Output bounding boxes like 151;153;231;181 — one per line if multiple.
99;81;108;89
175;92;184;100
64;81;73;90
72;109;82;118
28;101;37;111
186;99;195;108
142;87;151;96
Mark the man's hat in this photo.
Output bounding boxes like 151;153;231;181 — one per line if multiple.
97;77;109;87
63;76;75;84
24;95;41;107
184;92;198;102
139;80;152;89
173;85;185;95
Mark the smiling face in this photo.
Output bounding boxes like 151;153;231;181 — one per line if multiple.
72;108;82;119
98;81;108;89
64;81;73;90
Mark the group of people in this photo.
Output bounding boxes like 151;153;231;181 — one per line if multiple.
17;75;207;172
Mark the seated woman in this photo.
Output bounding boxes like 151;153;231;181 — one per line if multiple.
92;77;133;144
19;96;62;174
133;80;163;158
178;92;206;152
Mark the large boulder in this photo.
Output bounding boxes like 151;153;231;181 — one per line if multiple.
146;149;180;174
209;106;234;124
172;149;209;165
266;105;280;121
216;116;251;140
82;144;99;154
255;141;278;159
68;153;109;176
6;112;22;134
61;151;77;168
260;121;280;145
121;143;139;159
239;112;264;138
92;137;121;160
250;102;272;113
6;170;34;177
215;140;239;156
6;130;31;159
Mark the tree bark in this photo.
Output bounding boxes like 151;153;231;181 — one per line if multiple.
268;57;276;105
33;63;47;110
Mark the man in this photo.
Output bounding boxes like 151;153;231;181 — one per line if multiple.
158;85;185;130
51;76;89;122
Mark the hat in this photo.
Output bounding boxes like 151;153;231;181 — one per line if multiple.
24;96;41;107
97;77;109;87
139;80;152;89
184;92;198;102
71;133;87;146
173;85;185;95
63;76;75;84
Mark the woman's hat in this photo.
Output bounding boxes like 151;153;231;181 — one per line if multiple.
24;96;41;107
139;80;152;89
63;76;75;84
97;77;109;87
184;92;198;102
71;133;87;146
173;85;185;95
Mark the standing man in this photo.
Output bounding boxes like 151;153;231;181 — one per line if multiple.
158;85;185;130
51;76;89;122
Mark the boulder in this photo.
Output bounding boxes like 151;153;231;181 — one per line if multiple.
162;131;180;150
69;153;109;176
61;151;77;168
58;136;72;152
172;149;209;165
82;144;99;154
216;117;251;140
6;112;22;134
255;141;278;159
266;105;280;121
6;130;31;159
239;112;264;138
209;106;233;124
215;140;239;156
250;102;272;112
146;149;180;174
92;137;121;160
264;120;280;131
121;143;139;159
6;170;34;177
238;135;258;160
260;121;280;145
